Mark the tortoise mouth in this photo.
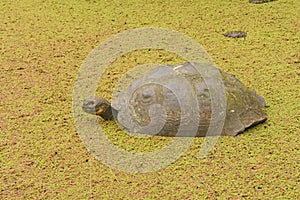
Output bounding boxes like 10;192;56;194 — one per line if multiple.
82;105;99;114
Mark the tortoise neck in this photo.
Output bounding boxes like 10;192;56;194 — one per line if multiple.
100;105;118;121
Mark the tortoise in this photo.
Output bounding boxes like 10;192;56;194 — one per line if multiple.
249;0;276;4
82;62;267;137
223;31;246;38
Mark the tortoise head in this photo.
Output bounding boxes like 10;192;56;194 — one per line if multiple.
82;97;113;120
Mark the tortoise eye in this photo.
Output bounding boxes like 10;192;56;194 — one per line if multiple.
83;99;95;106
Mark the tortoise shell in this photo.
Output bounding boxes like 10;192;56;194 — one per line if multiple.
111;62;267;137
223;31;246;38
249;0;276;4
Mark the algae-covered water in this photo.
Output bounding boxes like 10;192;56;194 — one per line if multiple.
1;0;299;199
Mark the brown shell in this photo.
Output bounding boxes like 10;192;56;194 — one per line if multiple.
112;62;267;137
